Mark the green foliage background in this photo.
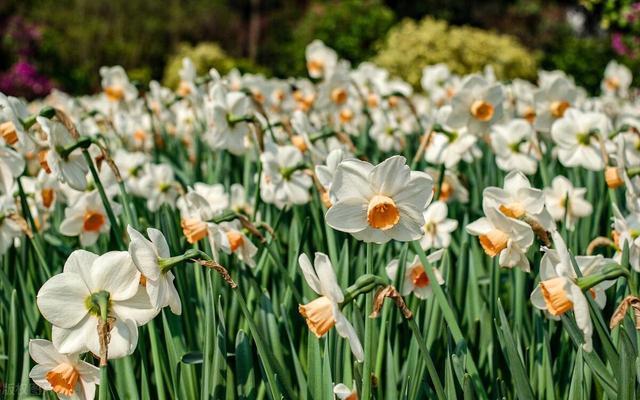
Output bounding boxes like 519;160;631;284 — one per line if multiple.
0;0;638;95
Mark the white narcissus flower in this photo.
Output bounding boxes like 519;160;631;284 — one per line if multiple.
306;40;338;80
0;93;33;151
551;108;611;171
204;82;251;155
368;111;405;153
36;250;157;359
128;226;181;315
446;75;504;136
534;76;577;133
218;220;258;268
466;204;534;271
37;117;89;191
483;170;555;231
260;144;312;209
0;143;24;195
326;155;433;244
425;106;477;168
99;65;138;103
426;168;469;204
139;163;179;212
420;201;458;250
59;191;122;247
544;176;592;231
29;339;99;399
611;204;640;272
0;194;21;256
530;232;616;352
601;60;632;98
490;119;539;175
177;183;229;219
315;148;350;203
298;252;364;362
333;382;358;400
386;251;445;300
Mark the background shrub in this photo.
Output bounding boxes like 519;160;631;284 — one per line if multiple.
373;17;539;87
162;42;264;89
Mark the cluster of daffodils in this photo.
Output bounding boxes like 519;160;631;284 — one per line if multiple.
1;39;639;399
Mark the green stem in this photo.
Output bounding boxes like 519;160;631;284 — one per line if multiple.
82;150;124;249
361;243;375;399
407;318;446;400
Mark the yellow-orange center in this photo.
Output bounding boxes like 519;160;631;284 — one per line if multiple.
104;85;125;102
42;188;55;209
181;218;209;244
83;210;105;232
605;77;620;91
410;265;430;288
299;296;335;337
605;166;624;189
139;274;147;286
339;108;354;124
39;150;51;174
367;195;400;231
226;230;244;252
523;106;536;124
0;121;18;145
46;362;79;396
550;100;570;118
499;203;525;219
540;277;573;316
133;129;148;143
439;181;452;202
367;93;379;108
177;81;192;97
291;135;308;153
479;229;509;257
470;100;494;121
307;60;325;76
331;88;348;105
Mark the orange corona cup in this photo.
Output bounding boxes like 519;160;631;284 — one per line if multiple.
605;166;624;189
0;121;18;145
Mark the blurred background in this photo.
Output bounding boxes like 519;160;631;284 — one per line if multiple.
1;0;638;99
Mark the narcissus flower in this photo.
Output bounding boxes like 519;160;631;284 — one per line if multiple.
601;60;632;98
305;40;338;80
490;119;539;175
420;201;458;250
99;65;138;103
0;143;24;194
36;250;157;359
530;232;616;351
29;339;99;399
59;191;122;246
544;176;592;231
139;163;179;212
483;170;555;231
298;252;364;362
218;220;258;267
551;108;611;171
260;144;312;209
446;75;504;135
0;194;21;256
128;226;182;315
334;382;358;400
204;82;252;155
533;77;577;133
466;204;534;271
37;116;89;191
611;204;640;272
326;155;433;244
386;251;445;299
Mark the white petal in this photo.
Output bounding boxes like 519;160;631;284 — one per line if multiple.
298;253;321;294
325;197;368;233
334;309;364;362
147;228;171;258
129;239;161;281
314;252;344;302
37;273;90;328
91;251;140;301
112;286;158;326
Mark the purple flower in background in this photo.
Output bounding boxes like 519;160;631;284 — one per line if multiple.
611;32;630;56
0;59;53;99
